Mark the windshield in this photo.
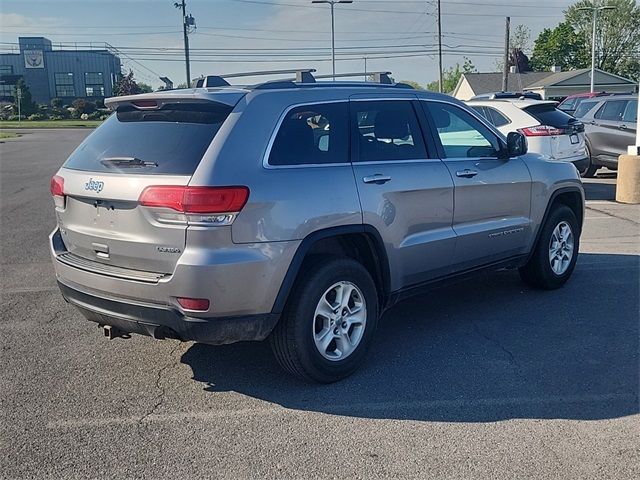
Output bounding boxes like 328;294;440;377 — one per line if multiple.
63;102;233;175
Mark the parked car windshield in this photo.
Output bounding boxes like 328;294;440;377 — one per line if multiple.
63;102;233;175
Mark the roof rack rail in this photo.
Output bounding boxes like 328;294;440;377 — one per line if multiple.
313;71;394;84
192;68;316;87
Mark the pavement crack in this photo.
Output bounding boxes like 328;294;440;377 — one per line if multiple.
472;321;521;369
136;342;182;431
586;205;639;225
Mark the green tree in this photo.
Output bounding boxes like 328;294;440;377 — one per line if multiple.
531;0;639;79
565;0;640;80
13;78;37;116
113;70;142;96
530;22;588;72
426;57;477;93
399;80;425;90
137;82;153;94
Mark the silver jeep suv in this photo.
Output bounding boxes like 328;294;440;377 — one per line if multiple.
50;69;584;383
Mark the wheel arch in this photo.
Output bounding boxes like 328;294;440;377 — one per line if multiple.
271;225;390;315
527;186;584;262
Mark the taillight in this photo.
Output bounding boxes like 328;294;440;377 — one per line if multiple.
177;297;210;311
139;186;249;213
50;175;64;197
519;125;566;137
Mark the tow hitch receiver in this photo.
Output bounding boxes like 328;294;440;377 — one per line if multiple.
102;324;130;340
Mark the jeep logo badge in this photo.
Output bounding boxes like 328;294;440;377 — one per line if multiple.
85;178;104;193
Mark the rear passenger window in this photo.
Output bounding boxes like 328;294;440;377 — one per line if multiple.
595;100;629;121
425;102;501;158
352;100;427;162
268;102;348;166
486;107;510;127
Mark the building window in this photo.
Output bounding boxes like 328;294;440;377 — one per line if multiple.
85;72;105;97
55;72;75;97
0;65;13;75
0;84;14;98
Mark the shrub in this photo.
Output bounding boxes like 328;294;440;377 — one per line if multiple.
51;98;63;109
27;113;46;121
94;98;105;108
71;98;96;115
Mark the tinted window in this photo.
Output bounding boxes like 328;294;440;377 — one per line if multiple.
425;102;500;158
573;100;599;118
523;103;573;128
486;107;510;127
352;100;427;162
269;102;348;166
595;100;629;121
470;106;489;121
559;97;577;111
622;100;637;123
64;102;232;175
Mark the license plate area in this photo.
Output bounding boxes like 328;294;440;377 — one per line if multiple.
570;134;579;144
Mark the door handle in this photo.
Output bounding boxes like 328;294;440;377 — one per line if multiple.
456;169;478;178
363;174;391;184
619;124;627;130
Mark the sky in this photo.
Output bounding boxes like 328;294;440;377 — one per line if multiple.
0;0;577;89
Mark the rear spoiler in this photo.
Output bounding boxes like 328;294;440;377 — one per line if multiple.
104;90;246;110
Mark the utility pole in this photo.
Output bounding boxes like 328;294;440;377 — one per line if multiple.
437;0;443;93
501;16;510;92
174;1;196;86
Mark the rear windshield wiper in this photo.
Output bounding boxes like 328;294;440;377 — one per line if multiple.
100;157;158;168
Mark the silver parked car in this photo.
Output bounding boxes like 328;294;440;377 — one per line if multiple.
50;69;585;382
572;94;638;177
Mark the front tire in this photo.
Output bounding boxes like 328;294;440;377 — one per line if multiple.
270;257;379;383
519;205;580;290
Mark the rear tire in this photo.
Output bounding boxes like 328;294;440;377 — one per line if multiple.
270;257;379;383
519;205;579;290
579;145;598;178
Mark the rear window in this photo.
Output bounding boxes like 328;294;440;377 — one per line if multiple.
63;102;233;175
523;104;573;128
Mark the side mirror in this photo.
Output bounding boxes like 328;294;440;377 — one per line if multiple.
506;131;527;157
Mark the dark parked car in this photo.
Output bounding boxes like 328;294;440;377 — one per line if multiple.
574;95;638;177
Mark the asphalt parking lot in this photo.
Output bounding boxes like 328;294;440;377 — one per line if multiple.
1;129;638;479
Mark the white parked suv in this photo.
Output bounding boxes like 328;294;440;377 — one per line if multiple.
467;99;589;172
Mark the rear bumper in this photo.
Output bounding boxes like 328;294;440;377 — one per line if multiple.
571;156;590;172
57;280;279;344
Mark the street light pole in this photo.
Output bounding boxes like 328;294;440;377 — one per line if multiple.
312;0;353;80
578;4;615;93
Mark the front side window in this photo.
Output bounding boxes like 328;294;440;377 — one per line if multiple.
573;100;598;119
595;100;629;121
425;102;500;158
268;102;348;166
55;72;74;97
84;72;105;96
352;100;427;162
622;100;637;123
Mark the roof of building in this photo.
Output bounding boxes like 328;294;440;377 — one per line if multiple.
460;72;550;95
524;68;636;88
457;68;636;97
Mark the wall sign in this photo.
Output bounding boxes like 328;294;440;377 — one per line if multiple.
24;50;44;69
